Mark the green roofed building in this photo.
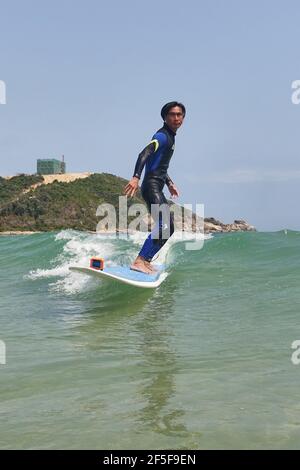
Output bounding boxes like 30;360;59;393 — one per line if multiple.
37;158;66;175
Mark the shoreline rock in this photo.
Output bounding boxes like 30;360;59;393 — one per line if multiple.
203;218;256;233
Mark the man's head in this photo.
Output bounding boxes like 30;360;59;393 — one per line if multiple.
161;101;185;132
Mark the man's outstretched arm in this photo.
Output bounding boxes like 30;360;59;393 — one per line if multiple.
166;174;174;187
132;140;157;179
166;173;180;198
124;136;163;198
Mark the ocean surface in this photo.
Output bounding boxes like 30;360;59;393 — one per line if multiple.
0;229;300;449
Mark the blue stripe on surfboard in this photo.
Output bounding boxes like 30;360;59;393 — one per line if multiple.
101;265;165;282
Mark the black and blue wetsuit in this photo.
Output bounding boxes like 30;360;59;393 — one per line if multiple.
133;123;176;261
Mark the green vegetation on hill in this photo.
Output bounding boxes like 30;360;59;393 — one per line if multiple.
0;174;44;207
0;173;143;232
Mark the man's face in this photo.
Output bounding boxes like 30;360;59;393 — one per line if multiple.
165;106;184;132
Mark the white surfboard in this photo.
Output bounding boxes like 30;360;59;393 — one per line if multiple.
69;264;168;288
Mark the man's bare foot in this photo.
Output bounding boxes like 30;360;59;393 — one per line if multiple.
130;256;152;274
144;261;158;272
130;262;152;274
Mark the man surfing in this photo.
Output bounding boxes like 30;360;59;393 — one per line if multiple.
124;101;186;274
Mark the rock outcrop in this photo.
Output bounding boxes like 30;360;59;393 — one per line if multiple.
203;217;256;233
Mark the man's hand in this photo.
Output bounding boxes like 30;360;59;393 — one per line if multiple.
168;182;180;199
124;177;139;198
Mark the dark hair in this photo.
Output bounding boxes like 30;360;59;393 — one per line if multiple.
161;101;186;120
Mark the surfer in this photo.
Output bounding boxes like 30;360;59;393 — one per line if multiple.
124;101;185;274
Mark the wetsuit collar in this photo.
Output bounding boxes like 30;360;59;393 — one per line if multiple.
163;122;176;136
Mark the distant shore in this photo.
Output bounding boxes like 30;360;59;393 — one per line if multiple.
0;231;43;235
0;173;256;234
0;220;256;236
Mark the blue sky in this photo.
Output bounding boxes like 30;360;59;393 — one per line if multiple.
0;0;299;231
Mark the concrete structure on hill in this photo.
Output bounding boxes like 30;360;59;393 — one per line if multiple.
37;156;66;175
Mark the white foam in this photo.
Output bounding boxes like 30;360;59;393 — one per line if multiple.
26;230;116;294
26;229;212;294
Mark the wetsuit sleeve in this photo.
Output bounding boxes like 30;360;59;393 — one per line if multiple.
132;132;167;179
133;142;156;179
166;174;174;187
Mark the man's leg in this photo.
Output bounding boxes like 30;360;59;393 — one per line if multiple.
139;204;174;259
131;199;174;273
